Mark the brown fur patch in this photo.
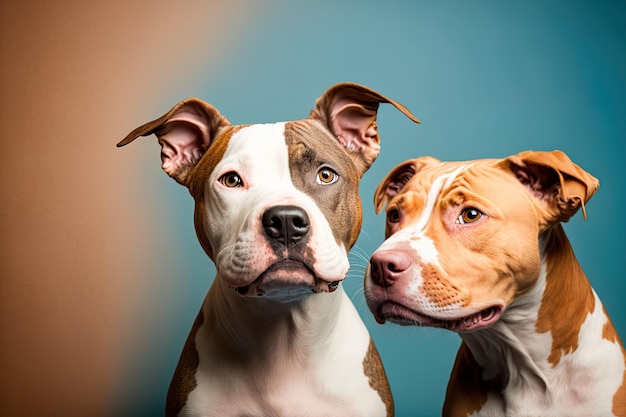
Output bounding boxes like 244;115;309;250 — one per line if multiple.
166;310;204;417
186;125;244;197
536;225;595;366
614;367;626;417
602;304;621;344
186;126;245;259
606;307;626;417
283;120;363;250
363;339;394;416
443;343;492;417
600;304;626;416
420;262;468;307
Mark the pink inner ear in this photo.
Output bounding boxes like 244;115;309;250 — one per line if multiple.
510;158;592;222
514;167;547;201
158;121;206;180
506;151;599;222
374;161;419;214
331;100;380;152
152;107;213;184
386;172;414;195
513;164;563;206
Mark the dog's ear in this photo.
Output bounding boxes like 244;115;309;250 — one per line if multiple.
374;156;441;213
502;150;599;224
117;98;230;185
309;82;420;175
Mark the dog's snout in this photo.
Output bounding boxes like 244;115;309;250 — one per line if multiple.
369;250;411;287
262;205;311;245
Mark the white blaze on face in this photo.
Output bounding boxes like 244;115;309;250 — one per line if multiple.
376;164;472;318
412;164;468;233
203;122;349;287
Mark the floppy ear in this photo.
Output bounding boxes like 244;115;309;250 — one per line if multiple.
374;156;441;213
502;150;599;224
309;82;420;175
117;98;230;185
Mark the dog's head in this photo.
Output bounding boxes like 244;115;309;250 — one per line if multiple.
119;83;419;302
365;150;598;330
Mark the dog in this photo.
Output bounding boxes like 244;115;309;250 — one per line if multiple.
364;150;625;416
118;83;419;417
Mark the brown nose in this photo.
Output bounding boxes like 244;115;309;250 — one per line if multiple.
369;250;411;287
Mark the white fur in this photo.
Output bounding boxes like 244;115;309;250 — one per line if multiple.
463;236;625;416
182;289;386;417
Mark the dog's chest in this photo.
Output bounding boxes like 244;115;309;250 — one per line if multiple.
181;295;388;417
468;290;625;417
184;368;360;417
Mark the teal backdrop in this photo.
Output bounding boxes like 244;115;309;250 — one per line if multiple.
117;2;626;416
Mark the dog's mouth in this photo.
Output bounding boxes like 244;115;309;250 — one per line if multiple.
376;301;502;332
231;260;340;302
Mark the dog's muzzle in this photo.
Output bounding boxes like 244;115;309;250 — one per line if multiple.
231;205;340;301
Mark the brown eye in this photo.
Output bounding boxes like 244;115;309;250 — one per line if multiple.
457;208;483;224
316;167;339;185
387;209;400;224
219;172;243;188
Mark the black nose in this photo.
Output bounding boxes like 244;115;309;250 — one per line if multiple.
262;205;310;245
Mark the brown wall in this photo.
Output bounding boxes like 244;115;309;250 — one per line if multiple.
0;2;245;415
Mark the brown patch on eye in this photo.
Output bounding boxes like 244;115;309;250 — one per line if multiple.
283;120;363;249
186;125;245;198
186;126;250;259
420;262;468;307
536;225;595;367
362;339;394;416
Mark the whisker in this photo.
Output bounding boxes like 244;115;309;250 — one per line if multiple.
357;227;372;241
348;244;373;266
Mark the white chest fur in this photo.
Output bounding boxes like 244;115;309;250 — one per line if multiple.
182;289;386;417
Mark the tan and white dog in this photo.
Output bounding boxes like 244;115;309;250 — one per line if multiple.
119;83;419;417
364;150;625;416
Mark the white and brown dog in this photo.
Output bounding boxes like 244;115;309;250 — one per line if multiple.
364;150;625;416
119;83;419;417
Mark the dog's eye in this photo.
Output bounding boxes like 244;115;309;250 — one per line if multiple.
387;209;400;224
219;172;243;188
457;208;483;224
316;168;339;185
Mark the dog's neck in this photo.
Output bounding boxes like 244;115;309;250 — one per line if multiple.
203;277;344;365
458;224;602;404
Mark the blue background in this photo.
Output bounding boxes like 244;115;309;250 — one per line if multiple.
119;2;626;416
